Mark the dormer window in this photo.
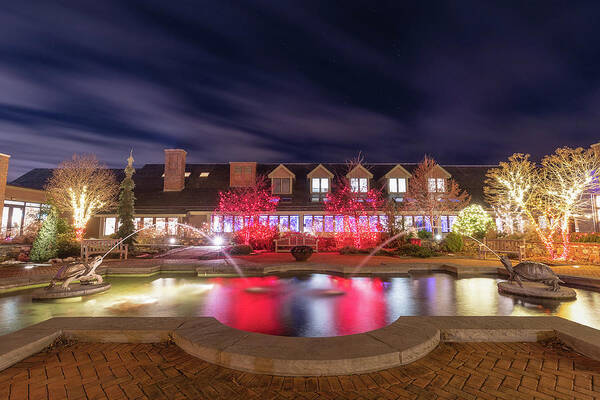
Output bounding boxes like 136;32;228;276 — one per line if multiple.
350;178;368;193
428;178;445;192
311;178;329;193
388;178;406;193
272;178;291;194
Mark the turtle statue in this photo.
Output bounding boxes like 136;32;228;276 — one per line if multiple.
46;256;104;291
499;255;564;291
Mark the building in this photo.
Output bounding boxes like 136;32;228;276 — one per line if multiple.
6;149;495;239
0;154;47;238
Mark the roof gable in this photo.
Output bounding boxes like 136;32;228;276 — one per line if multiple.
346;164;373;179
267;164;296;179
383;164;412;179
307;164;334;178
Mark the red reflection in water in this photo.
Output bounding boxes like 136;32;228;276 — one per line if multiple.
206;277;286;335
204;275;388;336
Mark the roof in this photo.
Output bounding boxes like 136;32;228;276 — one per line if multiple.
10;162;495;213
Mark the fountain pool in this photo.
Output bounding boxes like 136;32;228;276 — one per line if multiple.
1;272;599;337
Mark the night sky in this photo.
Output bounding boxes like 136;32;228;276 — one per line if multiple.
2;1;600;180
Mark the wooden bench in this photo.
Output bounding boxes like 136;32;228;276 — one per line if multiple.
275;235;319;253
479;238;525;262
81;239;128;261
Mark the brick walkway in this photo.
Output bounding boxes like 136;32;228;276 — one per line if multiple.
1;340;599;400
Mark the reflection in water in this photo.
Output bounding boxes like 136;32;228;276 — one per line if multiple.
0;273;599;337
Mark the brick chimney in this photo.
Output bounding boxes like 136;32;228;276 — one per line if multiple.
229;162;256;187
0;153;10;222
163;149;187;192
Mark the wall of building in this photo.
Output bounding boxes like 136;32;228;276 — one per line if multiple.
0;154;9;226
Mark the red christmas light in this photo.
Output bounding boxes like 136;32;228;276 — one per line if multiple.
216;176;279;245
324;177;383;249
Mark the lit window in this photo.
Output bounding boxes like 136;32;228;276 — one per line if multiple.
303;215;313;232
351;178;368;193
388;178;406;193
428;178;445;192
156;218;166;232
595;195;600;208
428;178;436;192
311;178;329;193
272;178;291;194
105;217;116;236
200;172;210;178
437;178;445;192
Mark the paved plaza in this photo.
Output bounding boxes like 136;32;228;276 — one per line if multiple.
1;340;599;400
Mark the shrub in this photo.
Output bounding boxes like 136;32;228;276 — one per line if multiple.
396;244;437;258
444;232;464;253
56;234;80;258
417;230;432;240
232;225;278;250
339;246;362;255
228;244;253;255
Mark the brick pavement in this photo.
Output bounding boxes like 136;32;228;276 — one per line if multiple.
1;340;599;400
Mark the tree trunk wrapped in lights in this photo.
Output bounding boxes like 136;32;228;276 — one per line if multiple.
216;175;279;246
403;156;470;234
485;148;600;260
45;154;118;240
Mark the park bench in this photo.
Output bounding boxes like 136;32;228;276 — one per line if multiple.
275;235;319;253
81;239;128;261
479;238;525;262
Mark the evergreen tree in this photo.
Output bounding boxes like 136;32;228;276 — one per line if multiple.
30;207;60;262
116;150;136;245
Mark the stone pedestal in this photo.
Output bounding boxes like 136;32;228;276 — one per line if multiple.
32;282;111;300
498;281;576;300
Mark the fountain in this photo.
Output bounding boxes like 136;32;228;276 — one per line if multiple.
32;221;246;299
467;236;576;300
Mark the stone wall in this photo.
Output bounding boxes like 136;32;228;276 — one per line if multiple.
524;241;600;264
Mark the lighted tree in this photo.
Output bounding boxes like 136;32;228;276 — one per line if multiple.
45;154;118;240
216;175;279;245
451;204;494;239
485;148;600;260
324;178;383;248
403;156;470;234
116;151;136;245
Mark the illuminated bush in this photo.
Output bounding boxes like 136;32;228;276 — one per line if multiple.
452;204;494;239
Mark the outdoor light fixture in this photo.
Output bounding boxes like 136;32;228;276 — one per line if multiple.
213;236;224;246
435;234;442;241
169;237;177;244
573;265;581;268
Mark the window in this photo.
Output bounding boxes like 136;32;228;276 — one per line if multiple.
351;178;368;193
596;195;600;208
313;216;324;232
105;217;117;236
428;178;445;192
324;216;334;232
303;215;313;232
311;178;328;193
272;178;291;194
200;172;210;178
156;218;166;232
388;178;406;193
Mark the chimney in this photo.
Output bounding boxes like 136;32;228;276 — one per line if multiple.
163;149;187;192
0;153;10;222
229;162;256;187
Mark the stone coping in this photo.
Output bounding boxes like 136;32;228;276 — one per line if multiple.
1;316;599;376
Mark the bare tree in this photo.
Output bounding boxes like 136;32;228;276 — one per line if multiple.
403;156;470;234
45;154;118;240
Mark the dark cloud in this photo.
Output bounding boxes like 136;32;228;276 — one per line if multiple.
1;1;600;179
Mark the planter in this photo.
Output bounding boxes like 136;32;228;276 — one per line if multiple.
291;245;314;262
409;238;422;246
